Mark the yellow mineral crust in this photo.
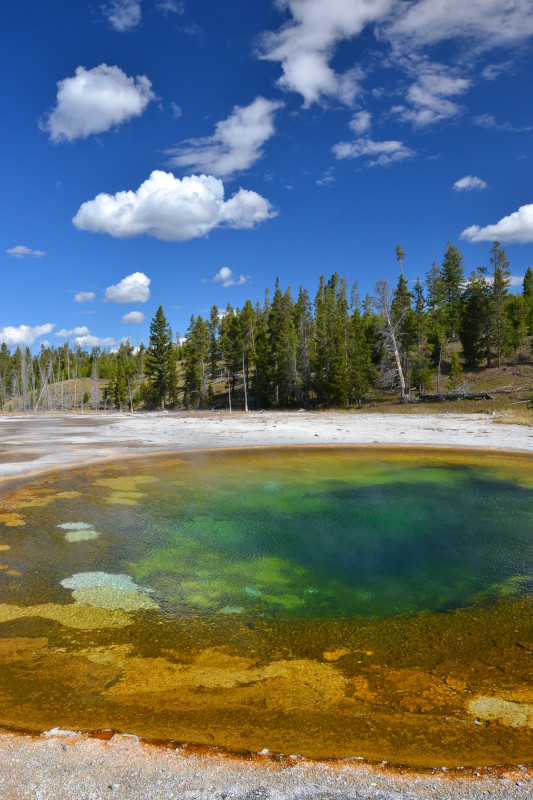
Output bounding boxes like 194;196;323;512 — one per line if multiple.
103;646;350;707
322;647;351;662
468;695;533;728
105;491;144;506
71;586;157;612
94;476;157;490
0;513;25;527
0;602;132;629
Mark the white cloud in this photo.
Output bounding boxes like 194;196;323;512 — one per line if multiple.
74;335;116;348
349;110;372;135
167;97;283;178
481;62;512;81
7;245;45;258
259;0;393;106
73;170;276;241
461;204;533;244
103;0;141;32
396;67;470;127
316;168;335;186
156;0;184;13
55;326;91;338
121;311;145;324
41;64;155;143
170;102;182;118
0;323;54;347
105;272;151;304
333;137;414;167
473;114;533;133
213;267;250;288
387;0;533;48
74;291;96;302
453;175;488;192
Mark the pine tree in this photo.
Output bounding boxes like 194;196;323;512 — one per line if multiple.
460;269;490;368
425;261;447;392
207;306;220;381
441;243;465;340
411;278;431;394
146;306;176;409
523;267;533;333
488;241;512;368
239;300;256;410
448;351;464;390
183;315;209;407
294;287;314;404
348;304;376;406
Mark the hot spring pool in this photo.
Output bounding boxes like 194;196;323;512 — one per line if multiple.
0;447;532;766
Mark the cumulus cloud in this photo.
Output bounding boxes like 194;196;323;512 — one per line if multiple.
453;175;488;192
55;326;91;338
7;245;45;258
213;267;250;287
259;0;392;106
74;335;116;348
103;0;141;32
41;64;155;143
121;311;145;324
461;203;533;244
349;110;372;135
73;170;276;241
0;323;54;347
386;0;533;48
105;272;151;304
74;291;96;302
333;137;414;167
167;97;283;178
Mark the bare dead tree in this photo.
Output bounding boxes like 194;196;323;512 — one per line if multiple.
373;278;409;403
91;358;100;410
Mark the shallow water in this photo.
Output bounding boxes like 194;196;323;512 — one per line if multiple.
0;447;532;766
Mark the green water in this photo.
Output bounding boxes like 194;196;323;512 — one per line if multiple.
3;447;531;620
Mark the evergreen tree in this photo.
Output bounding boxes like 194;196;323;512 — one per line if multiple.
448;351;464;390
523;267;533;333
183;315;210;407
207;305;220;380
425;261;447;392
239;300;256;410
294;287;314;404
145;306;176;409
506;294;526;354
460;269;490;368
411;277;431;394
488;241;512;368
441;243;465;339
348;304;377;406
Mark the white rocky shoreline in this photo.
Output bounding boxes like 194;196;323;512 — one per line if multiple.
0;409;532;481
0;410;531;799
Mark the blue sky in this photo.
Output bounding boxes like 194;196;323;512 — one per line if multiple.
2;0;533;350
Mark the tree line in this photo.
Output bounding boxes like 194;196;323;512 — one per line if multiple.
1;241;532;412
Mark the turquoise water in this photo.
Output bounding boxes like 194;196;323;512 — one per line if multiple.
1;448;533;619
127;456;533;618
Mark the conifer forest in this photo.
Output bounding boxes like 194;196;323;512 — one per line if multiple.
2;242;533;412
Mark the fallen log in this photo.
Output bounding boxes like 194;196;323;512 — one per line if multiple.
419;391;495;402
